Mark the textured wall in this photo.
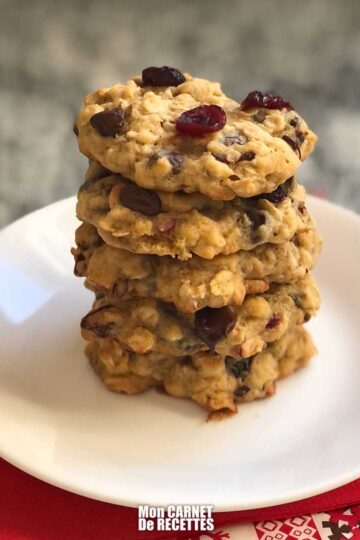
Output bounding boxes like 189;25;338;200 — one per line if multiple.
1;0;360;227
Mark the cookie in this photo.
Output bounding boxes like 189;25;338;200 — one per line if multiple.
75;70;317;200
80;274;320;359
77;165;314;260
73;222;322;313
86;324;316;417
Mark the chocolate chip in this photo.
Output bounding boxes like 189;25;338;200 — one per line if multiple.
213;153;229;164
80;306;114;338
194;306;235;350
252;110;267;123
252;180;291;204
119;183;162;216
298;202;307;215
73;253;86;277
223;133;248;146
244;208;266;230
282;135;301;158
225;357;252;378
238;151;256;162
149;150;185;174
289;294;301;307
142;66;185;87
229;174;240;181
73;123;79;136
289;117;299;127
265;314;281;329
234;385;250;397
295;130;305;143
90;107;125;137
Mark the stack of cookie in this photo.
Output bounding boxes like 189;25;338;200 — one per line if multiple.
72;67;321;418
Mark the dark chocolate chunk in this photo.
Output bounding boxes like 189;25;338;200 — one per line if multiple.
238;151;256;162
234;385;250;397
194;306;235;349
90;107;125;137
149;150;185;174
225;357;252;378
119;183;162;216
142;66;185;87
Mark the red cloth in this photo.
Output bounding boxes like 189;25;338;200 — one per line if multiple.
1;458;360;540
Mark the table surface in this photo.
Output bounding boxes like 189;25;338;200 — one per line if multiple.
1;0;360;228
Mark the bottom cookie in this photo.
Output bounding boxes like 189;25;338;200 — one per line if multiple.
86;325;315;420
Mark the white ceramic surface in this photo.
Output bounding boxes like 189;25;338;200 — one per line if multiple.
0;196;359;510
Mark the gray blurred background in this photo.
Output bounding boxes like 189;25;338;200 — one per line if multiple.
1;0;360;228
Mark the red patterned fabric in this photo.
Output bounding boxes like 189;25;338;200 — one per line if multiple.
1;458;360;540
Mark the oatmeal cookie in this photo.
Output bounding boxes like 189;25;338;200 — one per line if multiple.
73;222;322;313
80;274;320;359
86;324;315;417
76;166;314;260
75;69;316;200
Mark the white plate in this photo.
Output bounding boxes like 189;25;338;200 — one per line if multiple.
0;196;359;510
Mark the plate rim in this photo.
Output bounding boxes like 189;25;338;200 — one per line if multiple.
1;194;360;510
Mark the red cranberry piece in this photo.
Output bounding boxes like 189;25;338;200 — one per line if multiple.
237;151;256;162
90;107;125;137
241;91;293;111
119;183;162;216
176;105;226;136
142;66;185;87
194;306;235;350
265;314;281;329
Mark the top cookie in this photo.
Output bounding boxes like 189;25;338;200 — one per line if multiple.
75;67;317;200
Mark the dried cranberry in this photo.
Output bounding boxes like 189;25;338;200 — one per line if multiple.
149;150;185;174
234;385;250;397
142;66;185;87
194;306;235;349
282;135;301;158
238;151;256;162
304;313;311;323
119;183;162;216
241;91;293;111
176;105;226;136
225;357;252;378
265;314;281;329
90;107;125;137
223;133;248;146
